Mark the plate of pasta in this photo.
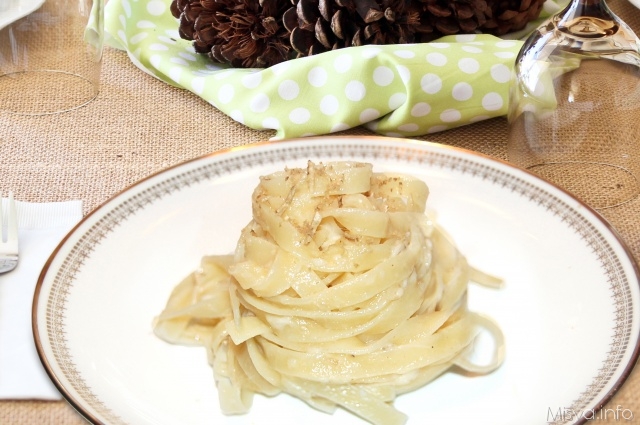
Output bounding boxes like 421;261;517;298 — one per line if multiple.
33;136;640;425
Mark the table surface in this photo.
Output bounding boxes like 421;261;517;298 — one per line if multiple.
2;0;640;423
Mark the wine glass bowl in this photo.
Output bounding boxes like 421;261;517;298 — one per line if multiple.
507;0;640;210
0;0;103;115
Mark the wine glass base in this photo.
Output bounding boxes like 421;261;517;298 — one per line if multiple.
528;162;640;210
0;70;99;115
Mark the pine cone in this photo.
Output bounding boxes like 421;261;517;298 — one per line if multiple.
171;0;294;68
412;0;545;40
171;0;545;68
485;0;546;35
284;0;429;57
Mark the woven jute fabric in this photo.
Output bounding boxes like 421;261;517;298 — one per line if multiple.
1;0;640;423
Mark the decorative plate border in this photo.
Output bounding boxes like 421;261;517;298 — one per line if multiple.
35;138;640;425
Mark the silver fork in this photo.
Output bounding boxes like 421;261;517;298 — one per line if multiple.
0;192;19;273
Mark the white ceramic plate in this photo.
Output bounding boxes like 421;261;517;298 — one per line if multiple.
0;0;45;31
34;136;640;425
629;0;640;11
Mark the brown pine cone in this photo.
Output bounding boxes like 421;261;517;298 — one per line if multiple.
171;0;295;68
484;0;546;35
284;0;430;57
414;0;545;40
171;0;546;68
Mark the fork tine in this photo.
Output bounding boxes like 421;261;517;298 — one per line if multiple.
7;192;18;250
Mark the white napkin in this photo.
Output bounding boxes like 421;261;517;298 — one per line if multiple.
0;199;83;400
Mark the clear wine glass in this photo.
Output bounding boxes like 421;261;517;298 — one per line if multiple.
507;0;640;210
0;0;103;115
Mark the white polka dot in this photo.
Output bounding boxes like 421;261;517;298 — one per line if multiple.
482;92;504;111
242;72;262;88
137;20;156;29
398;123;419;132
147;0;166;16
490;63;511;83
430;43;450;49
170;57;189;66
462;46;483;54
271;61;291;75
421;74;442;94
456;34;477;42
149;54;162;68
278;80;300;100
440;109;462;122
361;47;382;59
345;80;366;101
250;93;271;113
214;70;234;80
396;65;410;84
229;110;245;124
262;117;280;130
121;0;132;17
290;108;311;124
458;58;480;74
194;69;217;77
320;95;339;115
191;77;205;95
373;66;394;86
426;52;447;66
360;108;380;123
158;36;177;45
178;51;197;61
149;43;169;51
494;51;516;59
117;29;127;43
388;93;406;109
218;84;234;104
165;29;180;39
331;123;351;132
496;41;518;48
452;82;473;101
168;66;182;82
334;54;353;73
308;67;327;87
394;49;415;59
204;63;223;71
428;125;448;133
411;102;431;117
130;32;148;44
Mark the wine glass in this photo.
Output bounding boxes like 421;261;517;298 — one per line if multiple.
0;0;103;115
507;0;640;210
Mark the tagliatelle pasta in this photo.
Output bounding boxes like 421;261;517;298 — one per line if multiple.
153;161;504;425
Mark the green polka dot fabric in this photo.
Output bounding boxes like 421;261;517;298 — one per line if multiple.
104;0;564;140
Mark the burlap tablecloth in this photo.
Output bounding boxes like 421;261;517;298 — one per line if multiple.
1;0;640;423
